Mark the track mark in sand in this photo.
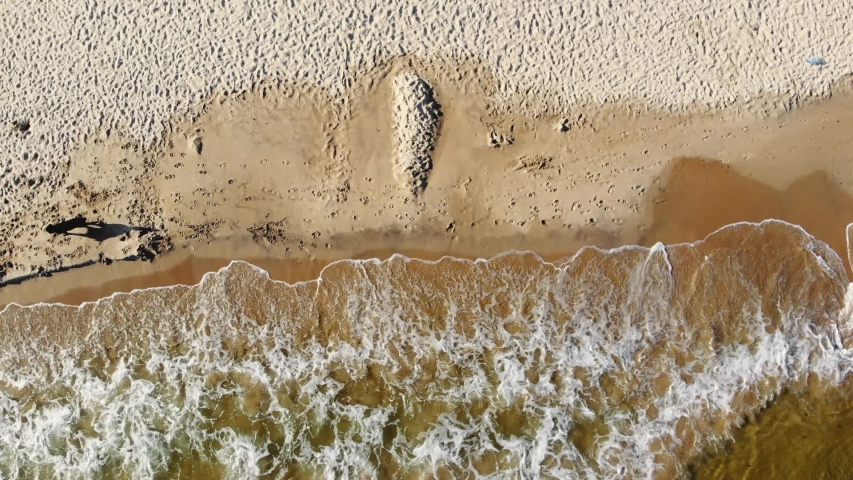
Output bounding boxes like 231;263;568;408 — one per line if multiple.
488;128;514;148
392;72;441;196
513;155;553;172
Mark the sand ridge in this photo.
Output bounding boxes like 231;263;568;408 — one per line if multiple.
392;71;441;195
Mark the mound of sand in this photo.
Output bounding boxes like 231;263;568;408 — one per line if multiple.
392;72;442;195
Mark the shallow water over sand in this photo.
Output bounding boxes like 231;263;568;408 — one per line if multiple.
1;220;853;478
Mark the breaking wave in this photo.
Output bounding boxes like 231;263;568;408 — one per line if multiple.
1;220;853;479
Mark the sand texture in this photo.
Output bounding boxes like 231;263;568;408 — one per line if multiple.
392;72;441;195
0;0;851;281
1;72;853;284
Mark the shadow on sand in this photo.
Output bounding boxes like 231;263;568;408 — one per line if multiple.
0;216;165;286
45;216;156;242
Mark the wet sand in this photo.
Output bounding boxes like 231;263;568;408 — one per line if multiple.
0;234;584;309
693;378;853;478
7;153;853;310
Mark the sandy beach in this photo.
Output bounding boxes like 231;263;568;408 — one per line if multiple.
3;87;853;308
2;0;853;477
3;83;853;302
1;0;852;286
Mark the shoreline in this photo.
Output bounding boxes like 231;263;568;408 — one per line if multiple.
0;231;587;309
3;218;852;478
6;208;853;311
6;104;853;307
1;65;853;292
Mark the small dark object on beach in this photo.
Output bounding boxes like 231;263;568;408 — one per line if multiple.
11;120;30;133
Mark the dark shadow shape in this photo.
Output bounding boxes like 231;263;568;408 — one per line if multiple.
1;236;168;288
45;216;156;243
64;222;156;243
0;260;98;287
45;215;89;234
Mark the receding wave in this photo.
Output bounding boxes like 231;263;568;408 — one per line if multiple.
1;220;853;479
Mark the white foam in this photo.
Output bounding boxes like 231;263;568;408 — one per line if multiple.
215;430;270;479
1;221;852;477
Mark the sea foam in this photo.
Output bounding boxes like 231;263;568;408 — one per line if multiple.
0;220;851;478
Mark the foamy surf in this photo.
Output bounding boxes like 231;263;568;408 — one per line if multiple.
1;220;852;479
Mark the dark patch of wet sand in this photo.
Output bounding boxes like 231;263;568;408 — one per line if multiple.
641;157;853;277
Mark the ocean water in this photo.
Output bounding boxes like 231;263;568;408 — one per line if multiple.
1;220;853;479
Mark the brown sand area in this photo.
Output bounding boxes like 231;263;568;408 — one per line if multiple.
6;154;853;310
3;63;853;290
